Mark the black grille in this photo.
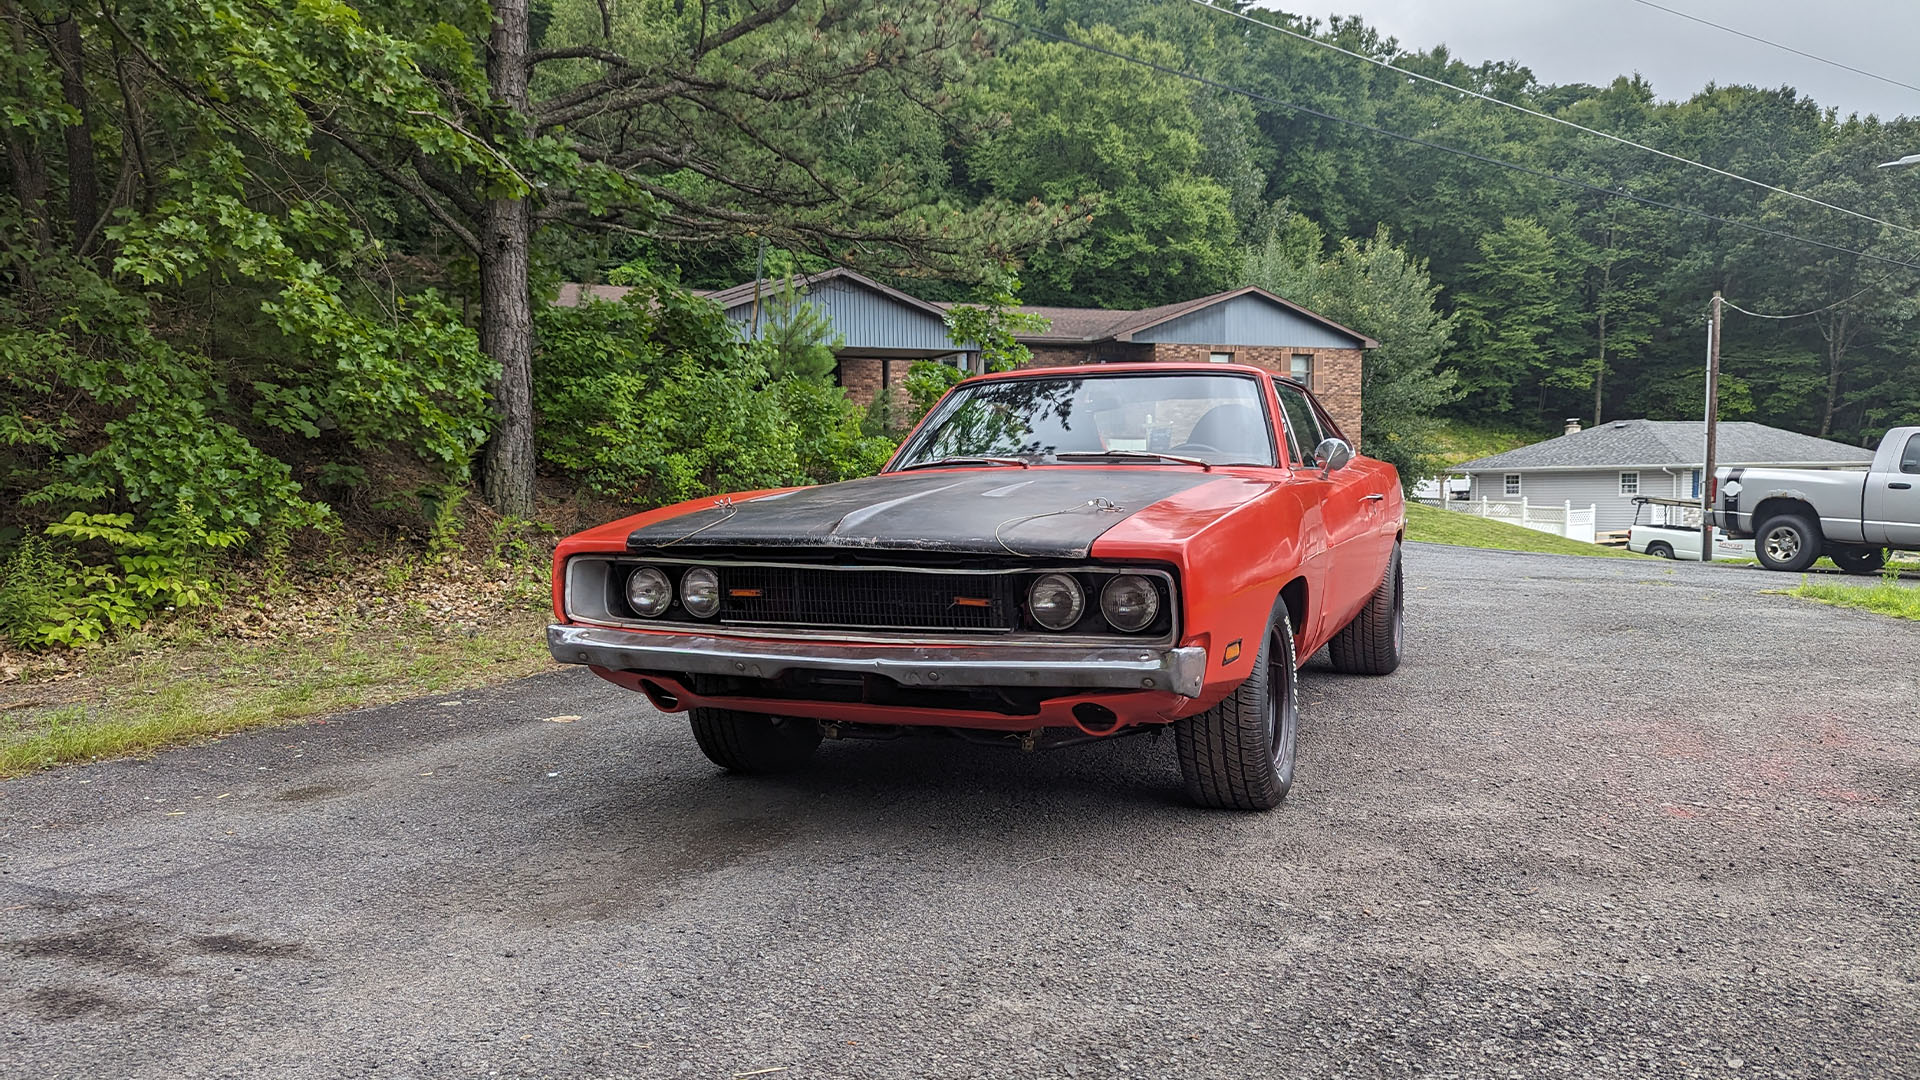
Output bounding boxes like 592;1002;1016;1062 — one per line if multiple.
715;566;1020;632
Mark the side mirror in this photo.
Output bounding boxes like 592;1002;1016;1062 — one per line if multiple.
1313;437;1354;479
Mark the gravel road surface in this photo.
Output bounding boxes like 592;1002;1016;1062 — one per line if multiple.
4;544;1918;1079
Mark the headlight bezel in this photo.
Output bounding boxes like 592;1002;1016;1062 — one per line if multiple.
1027;572;1087;631
1099;574;1162;632
680;566;721;618
623;565;673;618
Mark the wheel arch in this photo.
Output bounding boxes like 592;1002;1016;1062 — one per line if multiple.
1752;496;1822;538
1277;575;1308;637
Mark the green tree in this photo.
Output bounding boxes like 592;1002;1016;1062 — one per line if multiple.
1247;215;1458;482
1451;218;1583;418
942;268;1052;373
964;25;1239;306
759;279;843;381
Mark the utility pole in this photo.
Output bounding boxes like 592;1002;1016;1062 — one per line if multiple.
1699;292;1722;561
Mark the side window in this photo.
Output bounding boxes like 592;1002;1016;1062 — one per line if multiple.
1272;381;1325;465
1619;471;1640;496
1902;433;1920;474
1504;473;1522;497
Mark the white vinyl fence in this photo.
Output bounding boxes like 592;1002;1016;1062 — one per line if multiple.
1452;497;1597;544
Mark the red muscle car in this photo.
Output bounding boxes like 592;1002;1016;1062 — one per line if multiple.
548;363;1405;809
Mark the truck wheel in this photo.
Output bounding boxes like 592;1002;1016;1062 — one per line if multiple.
1175;608;1298;811
1831;546;1887;575
689;708;821;774
1647;541;1675;560
1755;513;1822;572
1328;542;1403;676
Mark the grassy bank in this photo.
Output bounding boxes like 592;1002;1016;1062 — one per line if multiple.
1405;501;1644;558
1;559;555;777
1790;575;1920;621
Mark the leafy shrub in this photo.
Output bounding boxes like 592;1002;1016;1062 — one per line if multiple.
535;270;897;506
0;505;244;648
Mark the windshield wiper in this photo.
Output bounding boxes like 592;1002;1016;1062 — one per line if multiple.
896;455;1032;471
1054;449;1213;472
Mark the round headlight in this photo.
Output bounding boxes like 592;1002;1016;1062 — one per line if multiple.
625;566;672;617
680;567;720;618
1028;573;1085;631
1100;575;1161;632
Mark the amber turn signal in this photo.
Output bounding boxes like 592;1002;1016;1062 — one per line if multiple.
1222;639;1242;665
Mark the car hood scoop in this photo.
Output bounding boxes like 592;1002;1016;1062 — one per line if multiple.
625;469;1224;558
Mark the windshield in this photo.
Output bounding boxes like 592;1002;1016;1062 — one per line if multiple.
893;372;1276;468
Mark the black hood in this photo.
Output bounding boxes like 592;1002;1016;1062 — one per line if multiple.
625;468;1224;559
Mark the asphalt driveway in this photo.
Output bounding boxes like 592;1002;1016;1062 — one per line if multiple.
4;544;1918;1079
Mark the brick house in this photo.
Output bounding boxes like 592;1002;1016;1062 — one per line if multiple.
988;286;1376;441
555;271;1377;438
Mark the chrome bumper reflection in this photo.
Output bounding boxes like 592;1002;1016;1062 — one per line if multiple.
547;624;1207;698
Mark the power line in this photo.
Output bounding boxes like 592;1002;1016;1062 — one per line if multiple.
1181;0;1920;239
1721;284;1881;320
984;16;1920;274
1625;0;1920;99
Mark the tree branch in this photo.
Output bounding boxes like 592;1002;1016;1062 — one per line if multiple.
314;119;481;255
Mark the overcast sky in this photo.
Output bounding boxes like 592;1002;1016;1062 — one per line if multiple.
1273;0;1920;123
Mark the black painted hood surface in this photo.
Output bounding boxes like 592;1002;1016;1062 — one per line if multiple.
625;468;1224;559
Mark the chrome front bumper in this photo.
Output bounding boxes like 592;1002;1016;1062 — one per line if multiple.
547;624;1208;698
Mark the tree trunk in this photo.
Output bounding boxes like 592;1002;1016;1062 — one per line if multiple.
53;14;99;249
1593;258;1610;425
479;196;535;515
3;5;52;260
478;0;536;517
1819;312;1851;439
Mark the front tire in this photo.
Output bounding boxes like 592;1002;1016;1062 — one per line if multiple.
689;708;821;774
1755;513;1822;572
1175;610;1298;811
1831;546;1887;575
1328;542;1404;675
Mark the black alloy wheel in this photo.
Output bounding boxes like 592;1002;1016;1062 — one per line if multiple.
1328;542;1404;676
1176;607;1299;811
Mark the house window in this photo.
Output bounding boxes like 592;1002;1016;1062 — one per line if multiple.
1208;351;1234;364
1619;471;1640;496
1689;469;1702;498
1503;473;1522;497
1290;353;1314;387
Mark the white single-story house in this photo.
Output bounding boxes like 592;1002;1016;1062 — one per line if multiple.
1453;418;1876;532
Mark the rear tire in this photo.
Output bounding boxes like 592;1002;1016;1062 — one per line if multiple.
689;708;821;774
1175;608;1298;811
1831;546;1887;575
1755;513;1821;572
1647;541;1675;560
1328;542;1403;676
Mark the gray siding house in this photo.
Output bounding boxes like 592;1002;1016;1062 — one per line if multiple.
1454;419;1875;532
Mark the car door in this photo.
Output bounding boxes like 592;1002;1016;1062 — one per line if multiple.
1273;380;1377;634
1863;431;1920;547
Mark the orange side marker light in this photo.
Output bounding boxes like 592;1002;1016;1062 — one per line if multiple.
1222;640;1243;665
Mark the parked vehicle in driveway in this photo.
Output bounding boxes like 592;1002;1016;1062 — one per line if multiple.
1712;426;1920;572
1626;496;1754;560
547;364;1406;810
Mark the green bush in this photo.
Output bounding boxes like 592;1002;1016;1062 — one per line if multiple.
535;271;898;506
0;505;244;648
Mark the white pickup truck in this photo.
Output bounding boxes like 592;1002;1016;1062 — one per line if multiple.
1711;426;1920;572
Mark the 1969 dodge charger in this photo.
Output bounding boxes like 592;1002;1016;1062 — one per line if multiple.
548;363;1405;809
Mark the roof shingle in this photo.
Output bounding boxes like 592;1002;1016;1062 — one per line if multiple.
1455;419;1874;471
